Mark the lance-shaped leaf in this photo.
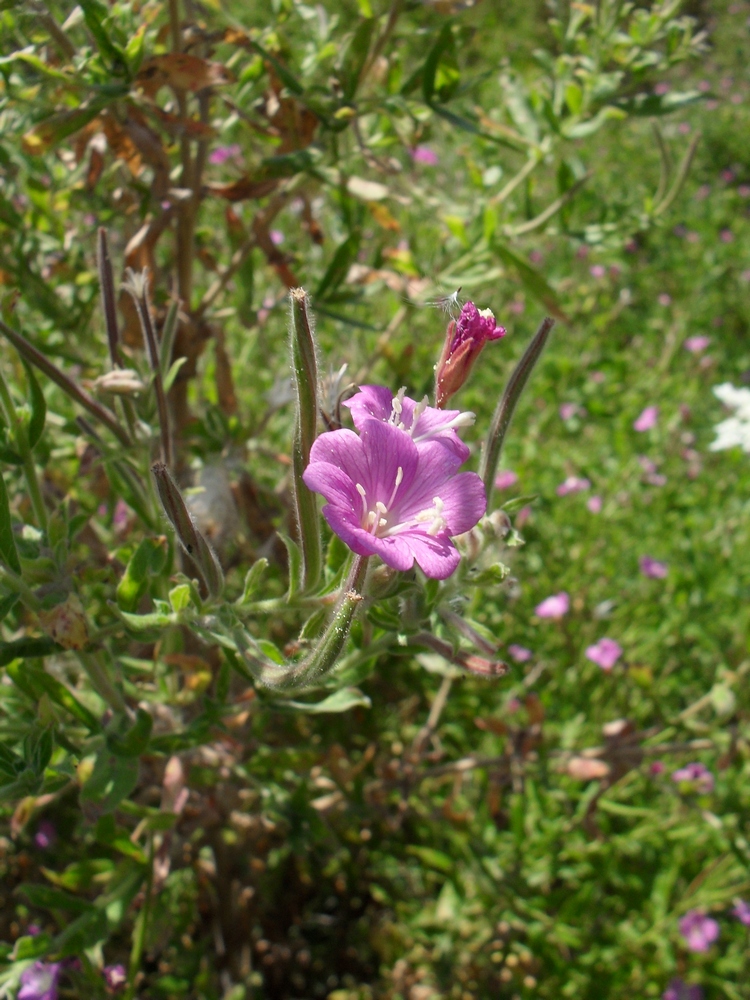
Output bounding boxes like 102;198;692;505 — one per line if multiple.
289;288;322;591
0;472;20;573
480;316;554;503
151;463;224;600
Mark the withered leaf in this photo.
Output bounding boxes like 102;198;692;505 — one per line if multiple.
135;54;232;97
206;176;279;202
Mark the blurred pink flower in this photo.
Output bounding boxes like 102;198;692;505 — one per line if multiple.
103;965;127;992
494;470;518;490
722;168;735;183
209;144;241;165
697;80;711;92
34;820;57;850
559;402;580;420
509;298;525;314
730;93;743;104
654;82;670;95
741;270;750;283
585;637;622;671
113;499;130;532
410;145;438;166
535;592;569;618
672;762;714;794
650;761;666;776
18;962;62;1000
508;644;532;663
624;239;638;253
640;556;668;578
686;231;700;243
587;495;602;514
738;185;750;197
679;909;719;952
516;505;532;528
663;979;703;1000
733;900;750;926
634;406;659;432
529;250;543;264
506;697;522;713
269;230;284;245
658;293;672;306
720;228;734;243
590;371;606;384
576;245;589;259
589;264;606;279
678;122;691;135
557;476;591;496
695;184;711;200
684;336;710;354
705;99;720;110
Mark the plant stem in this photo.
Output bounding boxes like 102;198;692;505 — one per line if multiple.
77;651;128;715
125;833;154;1000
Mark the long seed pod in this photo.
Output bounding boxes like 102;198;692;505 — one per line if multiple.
152;462;223;600
289;288;322;591
97;228;121;368
480;316;554;504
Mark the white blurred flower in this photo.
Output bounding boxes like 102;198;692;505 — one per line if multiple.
711;383;750;453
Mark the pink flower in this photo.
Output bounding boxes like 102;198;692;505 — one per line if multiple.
590;371;606;384
640;556;668;579
494;470;518;490
589;264;606;279
559;402;579;420
587;495;602;514
705;99;719;110
508;644;532;662
722;168;735;183
209;144;241;165
695;184;711;200
684;336;710;354
686;231;700;243
633;406;659;432
303;404;486;579
730;93;743;104
650;761;666;776
529;250;543;264
269;229;284;245
435;302;506;407
672;762;714;794
741;270;750;283
19;963;62;1000
103;965;127;992
585;637;622;671
576;245;589;259
658;293;672;306
654;82;670;95
557;476;590;496
733;900;750;926
663;980;704;1000
410;145;438;166
738;185;750;197
516;505;532;528
720;228;734;243
509;298;525;314
535;592;569;619
33;819;57;850
697;80;711;92
679;910;719;952
678;122;691;135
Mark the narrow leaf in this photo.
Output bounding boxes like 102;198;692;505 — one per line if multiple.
0;473;20;573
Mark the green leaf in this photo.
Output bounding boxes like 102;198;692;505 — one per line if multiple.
159;300;180;378
12;932;53;960
406;844;454;874
116;536;168;612
274;687;371;714
340;19;375;102
614;90;702;117
162;356;188;394
315;230;361;301
422;22;455;105
7;662;102;731
237;558;269;605
0;592;19;622
22;361;45;450
21;103;110;156
168;583;191;613
80;739;139;815
502;493;539;513
115;607;174;631
0;636;58;667
277;532;302;601
249;41;304;96
493;243;567;322
42;858;115;891
563;105;627;138
106;708;153;757
0;472;20;573
19;884;95;915
78;0;127;71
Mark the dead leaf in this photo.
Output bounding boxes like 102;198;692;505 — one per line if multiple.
135;54;232;98
206;176;279;202
368;201;401;231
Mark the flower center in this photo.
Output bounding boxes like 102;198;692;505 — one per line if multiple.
355;470;448;539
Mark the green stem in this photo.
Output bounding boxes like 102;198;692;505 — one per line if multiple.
125;833;154;1000
77;651;128;715
21;450;48;533
0;565;42;613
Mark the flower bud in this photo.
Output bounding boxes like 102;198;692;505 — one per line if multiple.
92;369;146;395
435;302;506;408
39;594;89;650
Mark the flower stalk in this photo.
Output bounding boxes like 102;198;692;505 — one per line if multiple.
289;288;322;592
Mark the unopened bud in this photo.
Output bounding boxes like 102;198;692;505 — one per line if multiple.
435;302;506;408
152;462;224;600
92;369;146;395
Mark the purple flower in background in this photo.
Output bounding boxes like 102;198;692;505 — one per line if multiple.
103;965;127;992
640;556;668;579
654;82;670;95
557;476;591;496
738;185;750;197
695;184;711;200
634;406;659;432
528;249;543;265
679;910;719;952
508;644;532;663
650;761;666;776
733;900;750;926
209;144;241;165
33;820;57;850
303;418;486;579
658;293;672;306
18;962;62;1000
587;495;603;514
585;638;622;671
684;336;710;354
535;592;569;619
410;145;438;166
590;264;606;278
344;385;474;462
494;469;518;490
269;229;284;245
672;763;714;794
559;402;580;420
663;979;704;1000
720;228;734;243
435;302;506;407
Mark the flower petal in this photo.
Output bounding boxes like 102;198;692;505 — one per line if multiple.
343;385;394;429
402;532;461;579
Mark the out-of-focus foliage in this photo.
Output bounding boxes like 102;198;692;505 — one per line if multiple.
0;0;749;998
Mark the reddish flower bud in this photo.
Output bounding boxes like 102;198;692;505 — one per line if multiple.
435;302;506;408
